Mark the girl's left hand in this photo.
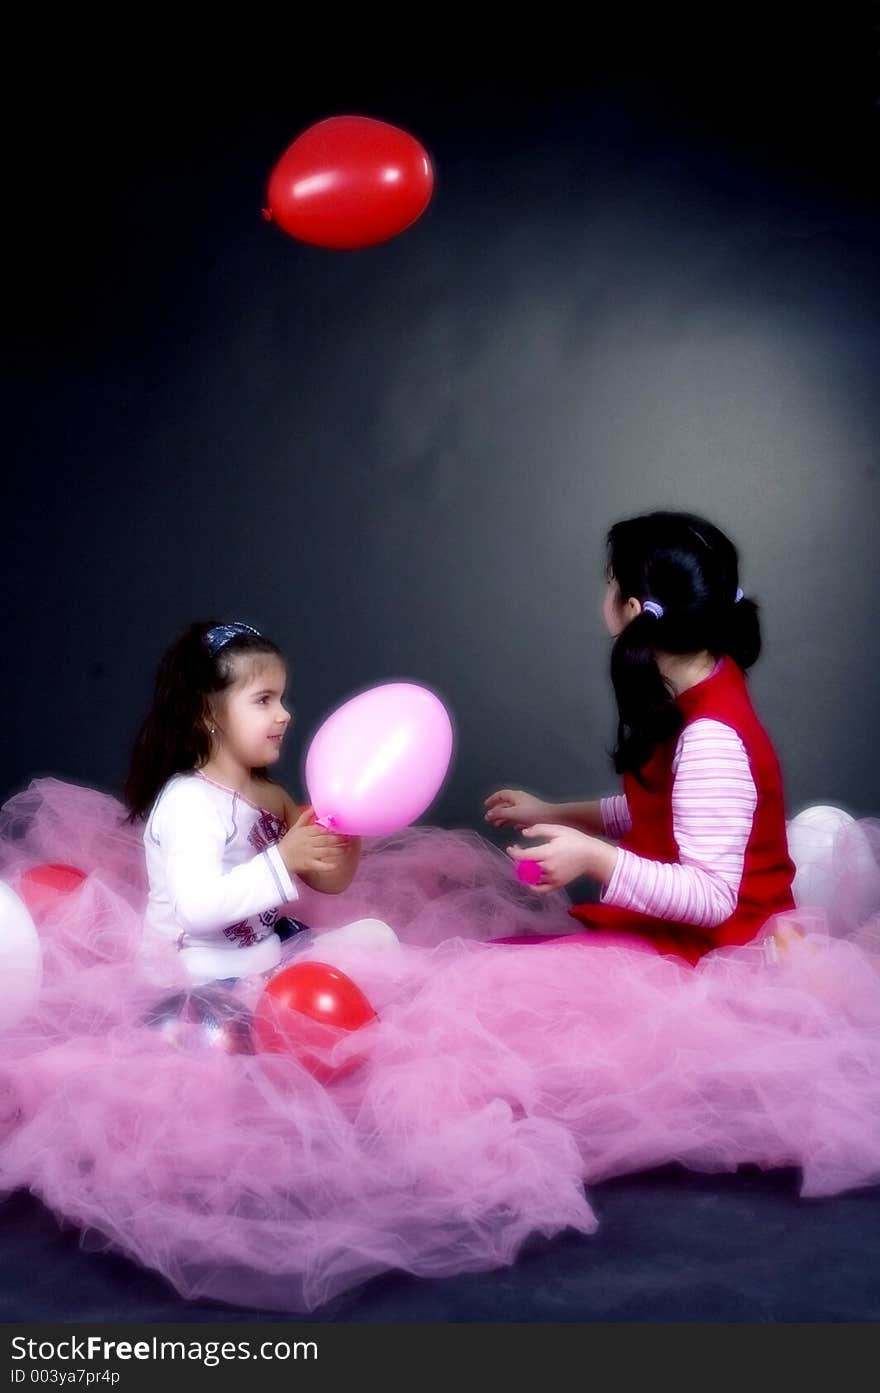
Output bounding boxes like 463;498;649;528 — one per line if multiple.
506;825;604;894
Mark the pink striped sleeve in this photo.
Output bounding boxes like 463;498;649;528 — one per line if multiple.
599;719;758;928
600;794;632;839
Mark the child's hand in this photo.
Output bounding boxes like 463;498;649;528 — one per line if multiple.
484;789;554;829
506;825;608;894
279;806;351;879
767;920;808;960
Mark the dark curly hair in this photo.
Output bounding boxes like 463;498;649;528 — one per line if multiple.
123;619;285;823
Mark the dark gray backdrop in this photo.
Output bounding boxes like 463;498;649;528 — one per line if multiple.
4;32;879;834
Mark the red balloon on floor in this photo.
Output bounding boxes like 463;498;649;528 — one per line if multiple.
252;960;378;1084
264;115;434;250
18;863;87;917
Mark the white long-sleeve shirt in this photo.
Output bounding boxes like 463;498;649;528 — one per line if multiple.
598;718;758;928
143;770;299;982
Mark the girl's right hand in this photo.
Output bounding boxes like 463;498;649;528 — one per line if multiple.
279;806;350;878
484;789;555;829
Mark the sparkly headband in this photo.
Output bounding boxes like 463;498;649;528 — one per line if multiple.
642;589;744;621
204;621;263;656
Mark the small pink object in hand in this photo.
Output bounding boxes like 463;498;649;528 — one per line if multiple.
516;859;544;886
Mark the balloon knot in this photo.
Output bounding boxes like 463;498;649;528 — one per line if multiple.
261;207;273;222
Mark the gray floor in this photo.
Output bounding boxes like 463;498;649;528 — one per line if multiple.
3;1165;878;1322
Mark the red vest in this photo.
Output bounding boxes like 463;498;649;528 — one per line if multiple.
569;656;797;964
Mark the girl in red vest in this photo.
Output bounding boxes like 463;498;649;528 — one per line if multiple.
488;510;798;965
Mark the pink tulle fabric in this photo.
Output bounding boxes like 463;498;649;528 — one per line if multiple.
1;776;880;1313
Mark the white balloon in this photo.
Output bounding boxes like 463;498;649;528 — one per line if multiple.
0;880;43;1030
786;805;855;911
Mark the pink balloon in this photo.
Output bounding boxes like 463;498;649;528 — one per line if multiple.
304;683;454;836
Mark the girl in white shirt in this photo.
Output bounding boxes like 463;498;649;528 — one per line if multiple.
124;618;396;984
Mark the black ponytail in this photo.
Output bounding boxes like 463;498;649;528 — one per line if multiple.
610;610;686;783
606;511;762;784
123;619;284;823
721;594;761;674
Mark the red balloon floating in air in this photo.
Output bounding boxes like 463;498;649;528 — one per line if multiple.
264;115;434;250
252;959;378;1084
19;862;87;918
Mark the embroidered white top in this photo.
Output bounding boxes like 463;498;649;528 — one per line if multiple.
143;769;299;981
